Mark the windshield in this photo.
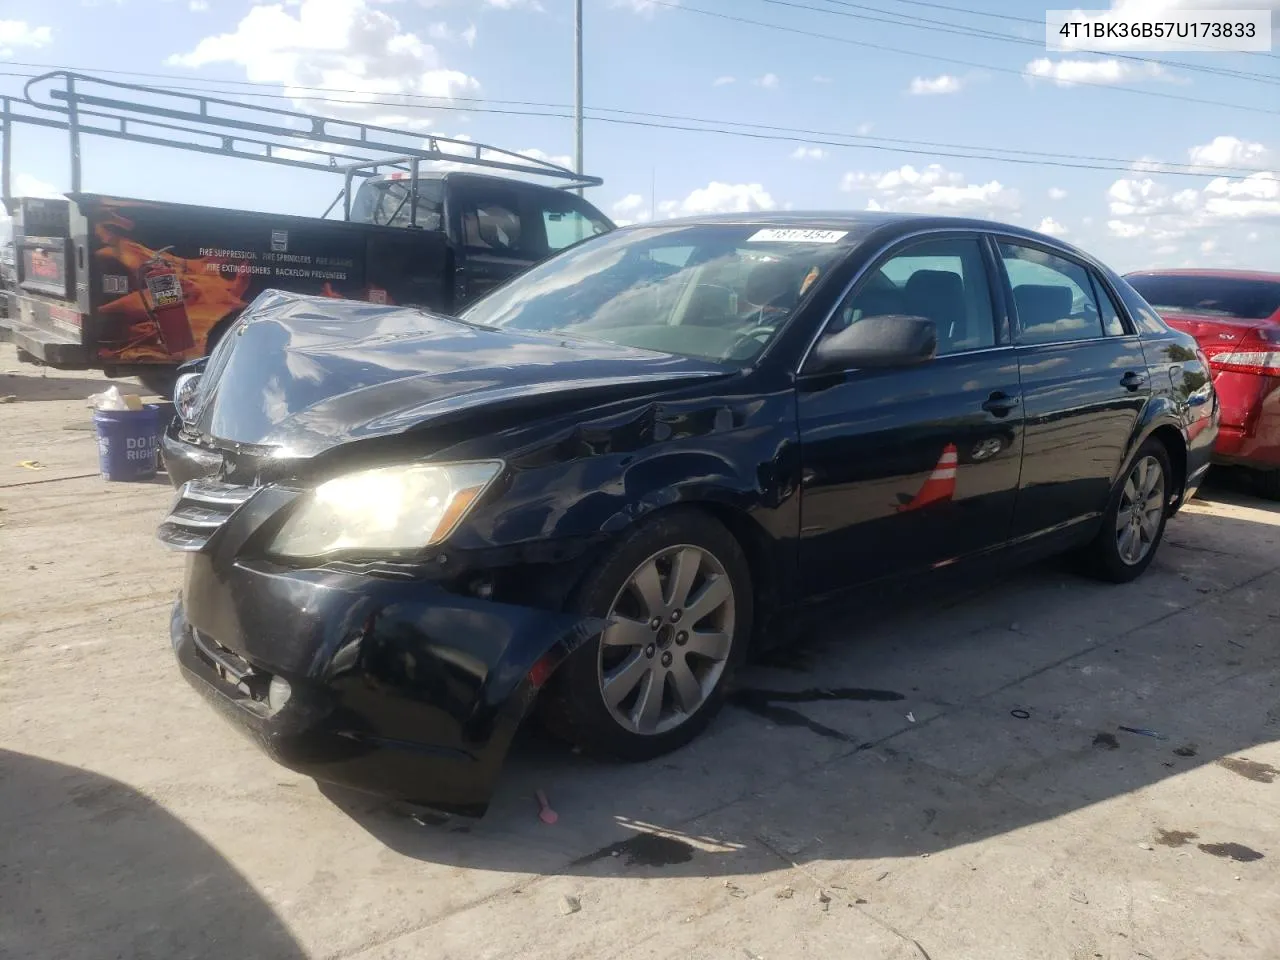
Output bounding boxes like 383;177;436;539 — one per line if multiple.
1127;274;1280;321
459;223;854;364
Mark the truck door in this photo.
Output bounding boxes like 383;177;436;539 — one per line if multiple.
363;180;450;311
449;182;537;308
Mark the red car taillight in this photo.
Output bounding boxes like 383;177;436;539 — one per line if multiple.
1204;327;1280;377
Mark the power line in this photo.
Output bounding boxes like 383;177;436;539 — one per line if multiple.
643;0;1280;116
1;68;1273;180
796;0;1280;85
2;70;1272;181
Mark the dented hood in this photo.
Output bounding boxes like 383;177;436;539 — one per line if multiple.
188;291;730;458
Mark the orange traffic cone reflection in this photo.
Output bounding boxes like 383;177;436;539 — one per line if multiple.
897;443;958;513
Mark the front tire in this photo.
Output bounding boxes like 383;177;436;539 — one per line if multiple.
1080;438;1173;583
541;508;752;761
1253;469;1280;502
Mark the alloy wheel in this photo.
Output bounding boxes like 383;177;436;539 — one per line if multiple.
1115;454;1166;566
597;544;735;736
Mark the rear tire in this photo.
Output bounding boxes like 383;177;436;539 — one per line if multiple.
540;508;752;761
1253;469;1280;502
1080;437;1173;583
136;370;178;400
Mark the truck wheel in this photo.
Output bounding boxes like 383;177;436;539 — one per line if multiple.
137;370;179;400
540;508;752;761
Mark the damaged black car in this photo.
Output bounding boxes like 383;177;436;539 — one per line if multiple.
158;213;1216;815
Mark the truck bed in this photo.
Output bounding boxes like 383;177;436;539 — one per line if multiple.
4;193;451;371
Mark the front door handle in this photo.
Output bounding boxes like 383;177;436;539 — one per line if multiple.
982;391;1021;416
1120;371;1148;391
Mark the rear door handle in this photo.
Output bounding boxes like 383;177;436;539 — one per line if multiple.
982;391;1021;416
1120;371;1149;391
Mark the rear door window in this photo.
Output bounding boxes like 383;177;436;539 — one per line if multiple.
1000;242;1105;344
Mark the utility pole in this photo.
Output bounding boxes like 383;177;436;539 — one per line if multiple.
574;0;584;197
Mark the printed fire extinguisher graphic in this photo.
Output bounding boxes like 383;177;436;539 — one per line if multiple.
138;247;195;355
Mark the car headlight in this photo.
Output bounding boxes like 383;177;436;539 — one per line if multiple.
268;461;503;559
173;372;202;423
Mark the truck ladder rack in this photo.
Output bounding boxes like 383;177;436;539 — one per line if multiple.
2;70;602;213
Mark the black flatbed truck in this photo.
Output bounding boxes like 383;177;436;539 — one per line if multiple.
0;71;614;395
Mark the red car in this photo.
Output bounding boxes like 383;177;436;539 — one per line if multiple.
1126;269;1280;499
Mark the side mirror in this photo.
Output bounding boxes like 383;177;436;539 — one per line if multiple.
809;314;937;372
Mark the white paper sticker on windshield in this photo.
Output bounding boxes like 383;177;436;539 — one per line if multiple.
747;228;848;244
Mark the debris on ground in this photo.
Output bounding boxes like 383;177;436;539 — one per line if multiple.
1119;725;1169;740
558;895;582;916
774;886;795;900
724;880;747;899
17;460;45;470
815;889;831;912
535;789;558;825
1010;709;1031;719
906;711;916;723
0;394;16;403
1069;889;1089;904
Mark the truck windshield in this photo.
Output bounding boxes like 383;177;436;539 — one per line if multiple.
349;178;444;229
459;223;854;364
1127;274;1280;321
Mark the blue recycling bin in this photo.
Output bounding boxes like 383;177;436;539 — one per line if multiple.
93;405;162;482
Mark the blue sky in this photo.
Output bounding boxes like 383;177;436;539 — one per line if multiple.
1;0;1277;272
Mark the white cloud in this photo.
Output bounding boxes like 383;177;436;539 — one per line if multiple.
483;0;543;9
841;163;1020;218
0;20;52;53
167;0;480;128
517;147;573;171
189;0;209;9
612;0;675;14
0;174;62;239
812;75;833;83
1048;187;1068;200
754;73;779;89
712;76;735;87
1188;136;1270;170
790;147;828;161
1037;217;1069;236
611;193;650;226
1108;220;1146;238
1024;57;1171;86
657;182;778;218
1102;157;1280;267
908;74;963;95
856;122;874;136
461;23;477;45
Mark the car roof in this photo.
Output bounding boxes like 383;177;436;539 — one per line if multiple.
617;211;1103;262
1123;268;1280;282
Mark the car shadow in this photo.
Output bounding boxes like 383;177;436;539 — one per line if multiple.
0;750;307;960
0;372;125;402
322;501;1280;882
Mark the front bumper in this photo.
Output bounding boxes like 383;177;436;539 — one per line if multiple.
162;481;601;815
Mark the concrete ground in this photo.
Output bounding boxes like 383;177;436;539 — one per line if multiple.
2;342;1278;960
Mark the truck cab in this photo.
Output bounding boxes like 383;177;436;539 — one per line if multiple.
0;71;615;395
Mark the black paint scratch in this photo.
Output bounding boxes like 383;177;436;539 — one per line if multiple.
729;688;906;743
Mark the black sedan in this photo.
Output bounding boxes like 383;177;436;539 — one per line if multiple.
158;212;1218;815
